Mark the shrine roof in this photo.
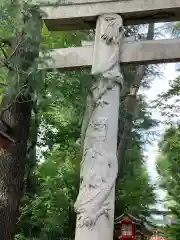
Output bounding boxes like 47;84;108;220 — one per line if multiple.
114;210;156;233
115;213;142;225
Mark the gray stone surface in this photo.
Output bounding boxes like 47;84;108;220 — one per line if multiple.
40;0;180;30
39;39;180;70
74;13;123;240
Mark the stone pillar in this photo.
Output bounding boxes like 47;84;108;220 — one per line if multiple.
74;14;124;240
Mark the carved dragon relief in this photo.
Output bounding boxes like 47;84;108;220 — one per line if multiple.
81;66;123;148
74;145;118;229
89;117;108;142
75;13;124;229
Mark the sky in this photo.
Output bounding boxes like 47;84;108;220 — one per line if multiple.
143;63;178;213
140;22;179;214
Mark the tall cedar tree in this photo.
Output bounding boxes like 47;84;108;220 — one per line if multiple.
0;4;41;239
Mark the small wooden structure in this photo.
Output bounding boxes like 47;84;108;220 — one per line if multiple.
114;211;154;240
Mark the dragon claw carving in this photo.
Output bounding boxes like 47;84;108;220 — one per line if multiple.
77;203;111;229
96;98;110;107
77;213;96;229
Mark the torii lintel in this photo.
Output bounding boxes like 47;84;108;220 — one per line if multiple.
39;0;180;31
39;39;180;70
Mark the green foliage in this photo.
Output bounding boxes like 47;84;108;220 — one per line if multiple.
116;134;156;217
154;22;180;122
15;57;157;239
157;126;180;202
16;65;157;240
163;224;180;240
155;23;180;236
0;1;158;238
16;146;80;240
156;126;180;239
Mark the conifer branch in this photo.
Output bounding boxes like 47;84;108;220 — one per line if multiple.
0;38;12;47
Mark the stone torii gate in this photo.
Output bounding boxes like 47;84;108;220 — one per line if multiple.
38;1;180;240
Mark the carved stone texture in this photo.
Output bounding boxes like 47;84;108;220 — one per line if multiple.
74;13;123;240
41;0;180;31
39;39;180;70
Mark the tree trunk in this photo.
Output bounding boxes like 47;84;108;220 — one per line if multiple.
117;23;154;178
0;101;32;239
75;14;124;240
0;6;41;239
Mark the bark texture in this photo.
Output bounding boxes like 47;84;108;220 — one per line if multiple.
117;23;155;178
0;6;41;239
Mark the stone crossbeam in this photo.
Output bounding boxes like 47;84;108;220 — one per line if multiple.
40;0;180;31
39;39;180;70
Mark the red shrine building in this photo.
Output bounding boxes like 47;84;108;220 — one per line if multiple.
114;211;154;240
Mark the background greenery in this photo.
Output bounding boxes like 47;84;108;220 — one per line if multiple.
0;1;180;240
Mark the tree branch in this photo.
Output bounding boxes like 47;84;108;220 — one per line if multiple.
0;38;12;47
0;45;8;59
0;83;8;87
0;96;17;119
0;36;23;70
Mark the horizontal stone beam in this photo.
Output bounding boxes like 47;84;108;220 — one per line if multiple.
39;39;180;70
41;0;180;31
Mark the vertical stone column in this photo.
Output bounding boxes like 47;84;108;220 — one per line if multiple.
74;14;124;240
